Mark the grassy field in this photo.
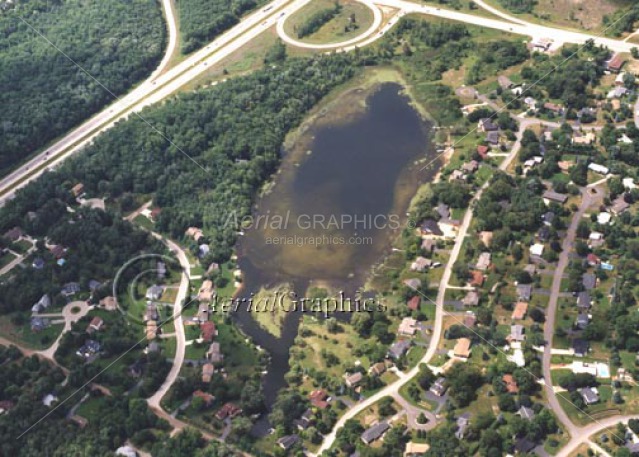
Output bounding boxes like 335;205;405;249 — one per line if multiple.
283;0;375;45
0;314;63;350
482;0;633;34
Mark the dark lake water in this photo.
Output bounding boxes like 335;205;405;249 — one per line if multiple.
232;82;440;434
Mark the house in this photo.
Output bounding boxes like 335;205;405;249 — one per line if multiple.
407;296;421;311
145;285;163;301
370;362;387;377
587;253;600;267
345;372;364;388
542;190;568;205
537;225;551;242
476;252;491;271
100;296;117;311
410;256;432;272
469;270;485;287
582;273;597;290
453;338;472;359
623;177;637;190
531;37;553;51
197;302;209;322
31;294;51;313
61;282;81;297
361;422;390;445
398;317;418;336
309;389;330;409
156;261;166;279
543;102;563;113
509;325;525;342
198;244;210;258
462;160;479;174
206;342;223;363
32;257;45;270
144;303;158;322
277;434;300;451
580;387;599;405
215;402;242;420
71;183;85;197
389;339;412;360
486;131;500;145
463;312;477;328
558;160;574;173
573;338;589;357
450;169;468;182
403;278;422;290
577;291;592;310
477;145;489;159
512;302;528;320
128;358;146;378
86;316;104;334
146;321;158;340
462;289;480;307
202;363;215;382
436;203;450;219
200;321;217;342
610;196;630;216
430;377;447;397
479;231;493;247
76;339;101;358
455;413;471;439
607;86;628;99
517;284;533;301
420;219;443;237
294;409;314;431
185;227;204;241
576;313;590;330
572;131;596;145
3;227;23;242
478;118;498;132
588;163;609;175
607;53;626;73
0;400;15;415
42;394;58;407
48;244;66;258
192;390;215;407
30;316;50;332
588;231;605;248
421;239;436;253
503;374;519;394
514;437;537;454
518;405;535;421
542;211;555;226
523;264;537;276
198;280;215;302
597;212;612;225
116;446;138;457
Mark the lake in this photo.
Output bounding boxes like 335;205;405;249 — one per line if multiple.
233;81;441;433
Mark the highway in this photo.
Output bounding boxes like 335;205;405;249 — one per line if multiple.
2;0;639;205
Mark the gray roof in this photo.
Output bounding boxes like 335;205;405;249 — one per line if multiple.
518;406;535;420
517;284;532;301
577;291;591;309
361;422;390;444
277;434;299;450
388;340;412;360
542;190;568;203
576;313;589;329
573;338;589;356
581;387;599;404
582;274;596;290
510;325;525;341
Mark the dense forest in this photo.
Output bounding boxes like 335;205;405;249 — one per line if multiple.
1;54;358;270
177;0;265;53
0;0;165;176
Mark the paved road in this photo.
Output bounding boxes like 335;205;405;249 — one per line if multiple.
3;0;638;206
541;185;605;437
146;238;189;411
314;118;527;456
0;0;295;204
